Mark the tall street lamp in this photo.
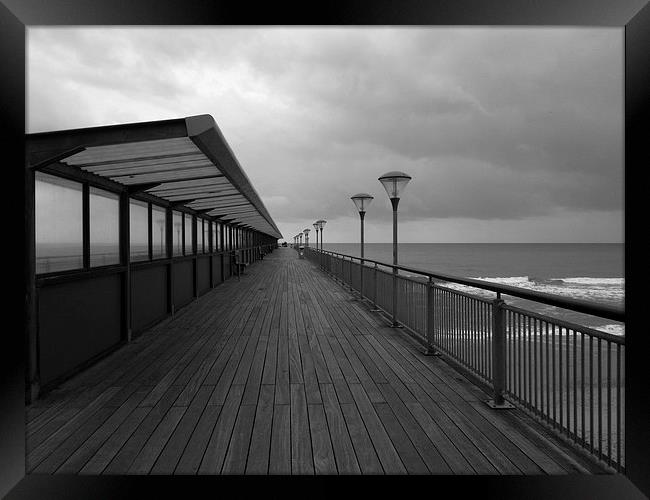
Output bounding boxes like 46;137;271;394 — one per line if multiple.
350;193;373;259
316;219;326;251
378;171;412;328
313;222;320;250
351;193;374;299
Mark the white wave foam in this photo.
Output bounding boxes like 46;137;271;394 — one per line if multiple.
472;276;531;286
561;277;624;286
439;275;624;304
597;324;626;336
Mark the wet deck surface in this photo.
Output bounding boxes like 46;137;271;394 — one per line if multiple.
26;247;606;475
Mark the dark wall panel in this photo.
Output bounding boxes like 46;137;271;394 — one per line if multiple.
197;256;210;296
223;254;231;280
131;265;168;334
212;254;223;285
38;274;122;386
173;260;194;308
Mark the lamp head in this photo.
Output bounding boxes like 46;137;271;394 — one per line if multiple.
378;171;412;200
350;193;374;213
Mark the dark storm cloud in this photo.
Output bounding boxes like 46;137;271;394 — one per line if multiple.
28;27;623;239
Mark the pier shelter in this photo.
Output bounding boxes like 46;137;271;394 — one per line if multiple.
26;115;281;402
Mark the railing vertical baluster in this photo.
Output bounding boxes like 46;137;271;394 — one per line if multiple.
444;290;453;352
481;304;491;380
589;335;594;454
564;326;569;436
546;321;550;424
581;329;585;445
573;329;577;442
616;343;621;471
474;299;479;377
524;316;533;408
507;310;511;392
534;318;538;412
460;295;464;363
539;320;546;416
607;340;611;466
559;326;564;430
598;336;602;461
518;312;523;401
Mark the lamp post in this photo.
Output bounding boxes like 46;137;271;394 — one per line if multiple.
351;193;374;299
378;171;412;328
316;219;326;251
350;193;373;260
313;222;319;250
303;228;310;249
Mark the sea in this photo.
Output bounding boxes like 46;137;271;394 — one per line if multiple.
320;243;625;336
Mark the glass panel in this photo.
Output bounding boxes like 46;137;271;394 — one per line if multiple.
173;211;183;256
203;219;210;253
213;222;219;251
152;205;166;259
130;199;149;261
89;187;120;267
35;172;83;273
184;213;193;254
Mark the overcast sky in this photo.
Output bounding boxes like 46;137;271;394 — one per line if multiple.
27;27;623;243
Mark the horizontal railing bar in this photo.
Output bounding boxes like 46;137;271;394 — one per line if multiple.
503;304;625;345
310;248;624;323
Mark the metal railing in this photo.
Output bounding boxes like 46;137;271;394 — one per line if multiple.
304;247;625;472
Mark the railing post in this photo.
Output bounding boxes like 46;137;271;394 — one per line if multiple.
487;295;514;409
370;263;380;312
424;277;441;356
360;259;364;301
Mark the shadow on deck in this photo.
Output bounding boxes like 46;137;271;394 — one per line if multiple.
26;247;607;475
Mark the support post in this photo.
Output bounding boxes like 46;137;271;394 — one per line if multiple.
120;192;132;342
390;198;401;328
370;262;380;312
424;276;442;356
359;211;365;300
26;166;39;403
166;206;174;316
193;216;198;298
487;295;514;409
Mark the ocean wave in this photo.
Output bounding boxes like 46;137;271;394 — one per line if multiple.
597;324;626;336
437;275;624;304
561;277;624;286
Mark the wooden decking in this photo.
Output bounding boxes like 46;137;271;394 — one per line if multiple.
26;247;607;475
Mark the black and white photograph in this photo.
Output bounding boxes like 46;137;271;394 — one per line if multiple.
3;1;649;497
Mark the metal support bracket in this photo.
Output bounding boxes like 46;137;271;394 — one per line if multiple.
485;399;515;409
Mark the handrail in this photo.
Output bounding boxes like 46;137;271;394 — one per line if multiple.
307;248;625;323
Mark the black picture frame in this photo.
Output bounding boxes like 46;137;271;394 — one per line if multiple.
2;0;648;498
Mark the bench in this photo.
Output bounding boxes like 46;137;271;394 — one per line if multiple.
233;253;249;279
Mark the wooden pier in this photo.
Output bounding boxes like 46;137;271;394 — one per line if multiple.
26;247;607;475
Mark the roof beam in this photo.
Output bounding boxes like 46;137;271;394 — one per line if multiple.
126;182;162;195
30;145;87;171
